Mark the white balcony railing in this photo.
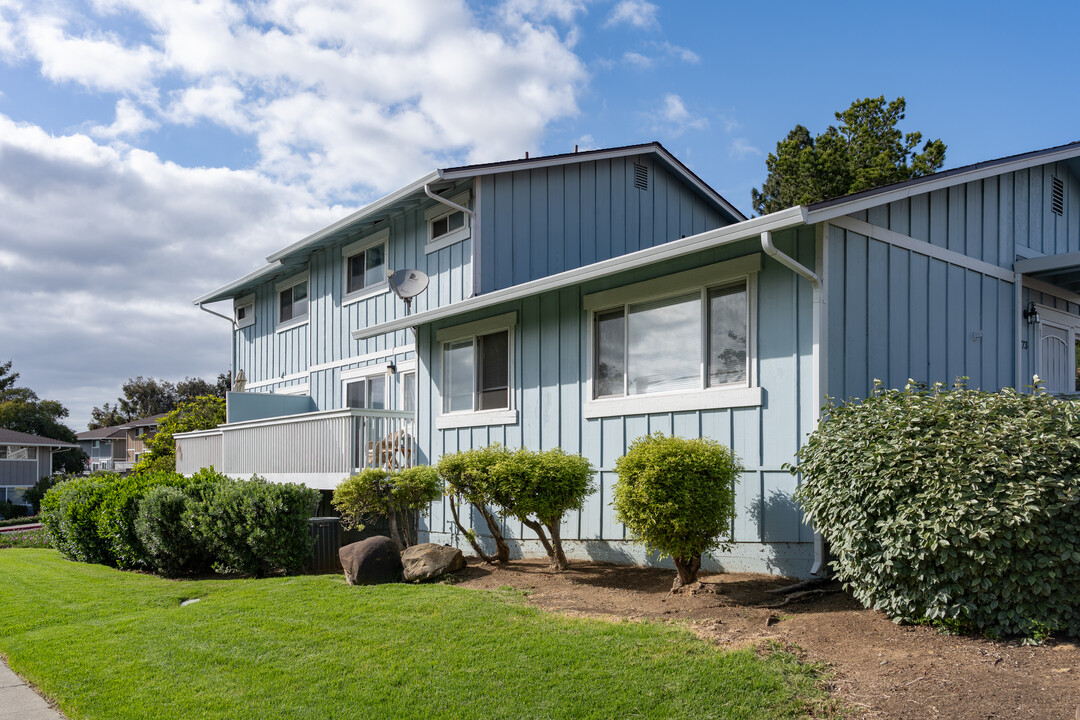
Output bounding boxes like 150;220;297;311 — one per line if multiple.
174;408;416;487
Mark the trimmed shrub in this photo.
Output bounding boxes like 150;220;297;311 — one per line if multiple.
613;433;741;590
489;448;595;571
388;466;444;546
437;445;514;563
191;476;319;577
23;475;62;514
95;472;181;569
41;474;114;564
332;468;393;532
135;485;211;576
793;381;1080;638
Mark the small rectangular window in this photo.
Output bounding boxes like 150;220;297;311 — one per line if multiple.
346;244;386;295
234;294;256;329
402;371;417;413
708;285;748;386
279;280;308;324
594;309;626;398
431;210;465;241
444;340;475;413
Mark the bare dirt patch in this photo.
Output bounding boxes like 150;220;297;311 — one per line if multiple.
455;559;1080;720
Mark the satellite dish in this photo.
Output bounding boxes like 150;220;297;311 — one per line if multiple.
387;268;429;315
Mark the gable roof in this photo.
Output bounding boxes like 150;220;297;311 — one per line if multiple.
0;428;78;448
76;413;166;441
806;140;1080;222
194;143;743;305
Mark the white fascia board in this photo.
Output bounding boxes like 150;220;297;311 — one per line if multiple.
1013;251;1080;275
193;261;285;305
806;144;1080;223
352;206;807;341
266;171;439;263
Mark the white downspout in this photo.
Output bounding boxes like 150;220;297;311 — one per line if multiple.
424;184;475;218
761;230;828;577
198;303;239;390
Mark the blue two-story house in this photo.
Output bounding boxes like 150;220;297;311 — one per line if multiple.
177;140;1080;577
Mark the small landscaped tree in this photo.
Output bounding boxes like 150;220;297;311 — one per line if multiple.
436;445;513;563
135;395;226;472
613;433;741;591
489;448;595;571
333;466;443;547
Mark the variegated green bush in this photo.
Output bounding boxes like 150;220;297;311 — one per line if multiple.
793;380;1080;638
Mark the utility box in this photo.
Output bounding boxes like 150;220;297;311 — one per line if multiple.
308;517;342;573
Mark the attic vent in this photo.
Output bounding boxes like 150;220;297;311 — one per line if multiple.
1052;176;1065;216
633;163;648;191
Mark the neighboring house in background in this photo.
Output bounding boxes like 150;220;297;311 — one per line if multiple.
0;428;77;511
176;140;1080;578
77;413;166;472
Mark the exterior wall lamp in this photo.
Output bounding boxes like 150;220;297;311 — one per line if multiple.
1023;301;1041;325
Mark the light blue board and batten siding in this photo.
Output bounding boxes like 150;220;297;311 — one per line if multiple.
476;155;730;293
416;229;817;575
854;162;1080;264
234;187;474;409
825;222;1016;401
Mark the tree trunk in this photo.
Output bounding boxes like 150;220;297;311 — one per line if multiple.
475;504;511;563
545;521;569;571
671;554;701;591
387;511;402;548
448;495;494;563
521;518;556;568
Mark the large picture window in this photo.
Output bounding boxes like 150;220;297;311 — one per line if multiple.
594;283;746;398
583;255;762;418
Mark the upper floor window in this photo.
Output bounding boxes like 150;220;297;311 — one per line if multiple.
234;294;255;329
276;273;309;329
346;375;386;410
583;254;763;418
425;190;471;254
342;227;389;303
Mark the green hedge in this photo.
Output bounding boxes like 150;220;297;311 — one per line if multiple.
793;382;1080;638
41;470;319;577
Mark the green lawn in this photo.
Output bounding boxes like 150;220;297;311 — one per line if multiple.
0;550;830;720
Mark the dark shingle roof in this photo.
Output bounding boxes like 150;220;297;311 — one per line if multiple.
0;428;78;448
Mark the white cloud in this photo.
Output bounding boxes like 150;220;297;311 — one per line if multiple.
654;41;698;64
654;93;708;136
605;0;658;29
729;137;761;159
0;113;339;429
623;51;652;68
7;0;587;199
90;99;160;139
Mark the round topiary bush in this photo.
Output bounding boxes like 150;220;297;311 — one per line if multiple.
793;381;1080;638
613;433;741;590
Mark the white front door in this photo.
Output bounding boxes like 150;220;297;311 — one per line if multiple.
1036;305;1080;395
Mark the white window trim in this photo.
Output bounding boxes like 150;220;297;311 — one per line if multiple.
275;271;310;330
1034;303;1080;395
583;255;761;418
341;365;389;410
425;190;472;254
342;227;390;304
435;311;516;427
277;383;310;397
234;293;255;329
395;359;418;413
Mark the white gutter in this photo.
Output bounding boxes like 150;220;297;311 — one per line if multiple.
352;206;808;341
198;303;238;391
424;183;474;218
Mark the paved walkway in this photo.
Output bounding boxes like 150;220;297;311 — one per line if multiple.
0;659;64;719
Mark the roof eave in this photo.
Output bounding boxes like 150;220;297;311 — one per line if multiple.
352;206;807;341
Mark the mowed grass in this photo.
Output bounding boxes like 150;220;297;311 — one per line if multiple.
0;550;828;720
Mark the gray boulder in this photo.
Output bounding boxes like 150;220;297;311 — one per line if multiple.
401;543;466;582
339;536;402;585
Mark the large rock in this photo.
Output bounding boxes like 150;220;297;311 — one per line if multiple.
339;536;402;586
401;543;466;582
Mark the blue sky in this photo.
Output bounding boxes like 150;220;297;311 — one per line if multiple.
0;0;1076;431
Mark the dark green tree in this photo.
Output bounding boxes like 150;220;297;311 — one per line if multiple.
0;362;85;473
752;96;946;215
88;402;127;430
135;395;226;472
118;376;177;419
